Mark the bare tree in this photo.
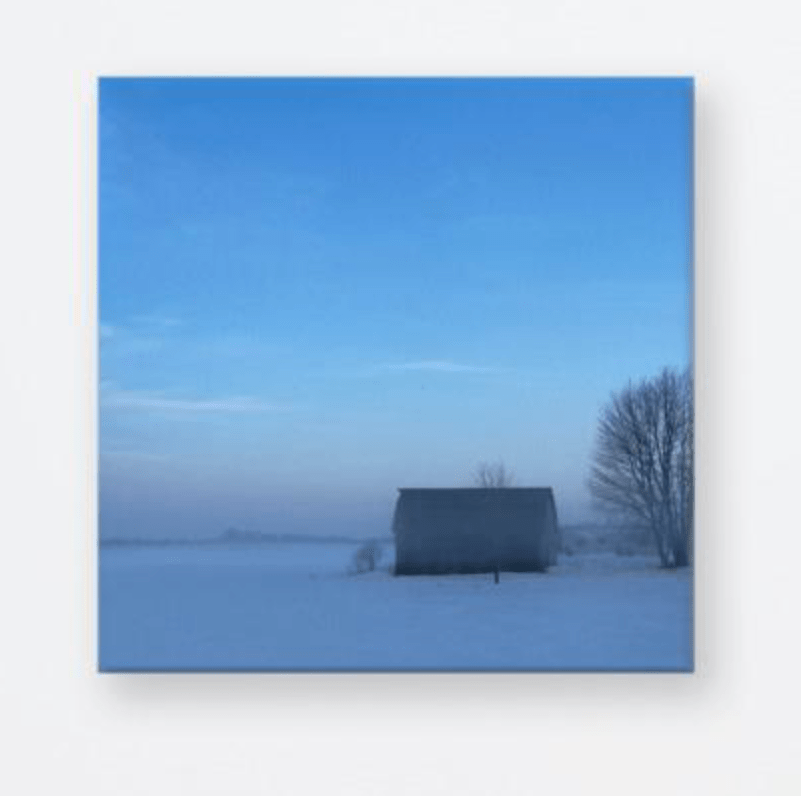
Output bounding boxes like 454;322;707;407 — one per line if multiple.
589;367;693;568
472;460;514;583
474;460;515;488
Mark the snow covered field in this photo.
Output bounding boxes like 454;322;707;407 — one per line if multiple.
99;542;692;671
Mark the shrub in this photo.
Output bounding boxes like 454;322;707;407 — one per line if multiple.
352;541;383;574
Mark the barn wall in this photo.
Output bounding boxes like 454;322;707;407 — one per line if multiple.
393;489;557;575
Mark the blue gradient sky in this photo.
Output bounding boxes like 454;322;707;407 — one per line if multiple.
99;77;692;539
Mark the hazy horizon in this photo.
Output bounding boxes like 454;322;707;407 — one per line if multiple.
99;77;692;540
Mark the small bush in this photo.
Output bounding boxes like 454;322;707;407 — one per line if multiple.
352;541;383;574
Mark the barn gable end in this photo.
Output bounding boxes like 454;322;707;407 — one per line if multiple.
392;488;558;576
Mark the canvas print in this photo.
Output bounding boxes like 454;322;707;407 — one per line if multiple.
99;77;693;671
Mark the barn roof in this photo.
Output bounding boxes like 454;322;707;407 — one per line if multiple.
398;486;553;492
397;487;554;494
397;487;556;505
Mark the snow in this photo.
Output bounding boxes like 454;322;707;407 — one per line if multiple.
99;542;692;671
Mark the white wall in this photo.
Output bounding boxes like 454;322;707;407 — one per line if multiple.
1;0;800;794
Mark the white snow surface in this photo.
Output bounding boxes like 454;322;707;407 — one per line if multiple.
99;542;692;671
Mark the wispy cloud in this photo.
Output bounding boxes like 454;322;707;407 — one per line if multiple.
100;449;174;462
131;314;183;329
100;330;162;355
100;385;290;414
199;331;284;359
370;360;502;374
99;313;182;355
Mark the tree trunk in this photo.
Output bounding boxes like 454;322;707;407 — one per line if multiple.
672;541;689;568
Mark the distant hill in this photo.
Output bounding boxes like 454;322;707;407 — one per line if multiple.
100;528;392;548
216;528;385;545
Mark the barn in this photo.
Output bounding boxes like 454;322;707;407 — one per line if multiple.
392;487;559;576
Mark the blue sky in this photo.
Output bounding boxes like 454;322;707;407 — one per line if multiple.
99;77;692;538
